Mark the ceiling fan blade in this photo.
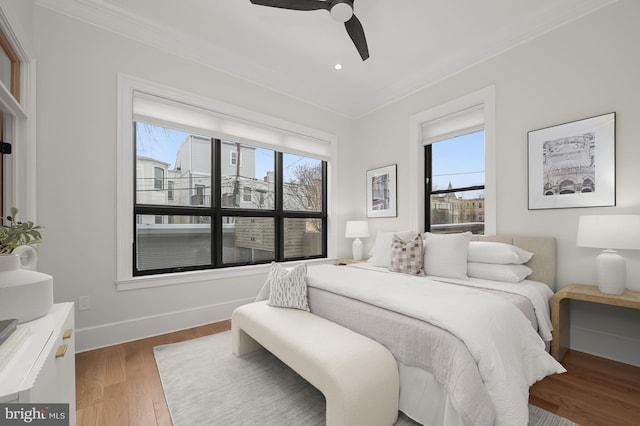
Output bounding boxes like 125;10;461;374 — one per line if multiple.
249;0;330;12
344;14;369;61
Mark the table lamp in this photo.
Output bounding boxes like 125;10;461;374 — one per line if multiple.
576;215;640;295
345;220;369;260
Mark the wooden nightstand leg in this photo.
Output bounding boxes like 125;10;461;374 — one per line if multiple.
552;297;570;362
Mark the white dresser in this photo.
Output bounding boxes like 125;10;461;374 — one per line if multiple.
0;302;76;425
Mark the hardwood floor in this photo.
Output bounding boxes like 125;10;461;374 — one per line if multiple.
76;321;640;426
530;351;640;425
75;321;231;426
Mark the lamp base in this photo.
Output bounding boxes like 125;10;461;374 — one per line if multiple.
596;249;626;295
352;238;363;261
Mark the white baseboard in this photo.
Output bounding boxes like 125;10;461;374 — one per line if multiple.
570;325;640;367
75;297;253;352
76;301;640;368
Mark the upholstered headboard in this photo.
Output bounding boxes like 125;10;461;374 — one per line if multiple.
470;235;557;290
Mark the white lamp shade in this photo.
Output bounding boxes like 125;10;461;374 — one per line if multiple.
345;221;369;238
576;215;640;250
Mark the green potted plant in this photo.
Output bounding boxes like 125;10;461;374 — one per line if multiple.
0;207;43;255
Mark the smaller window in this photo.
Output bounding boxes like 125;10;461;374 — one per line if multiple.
283;154;323;212
136;215;212;272
230;151;240;166
223;216;275;265
222;144;274;210
193;184;205;206
154;167;164;190
243;187;252;202
283;218;323;259
168;181;174;200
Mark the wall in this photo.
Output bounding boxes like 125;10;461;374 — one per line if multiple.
30;1;640;363
33;5;352;350
347;1;640;365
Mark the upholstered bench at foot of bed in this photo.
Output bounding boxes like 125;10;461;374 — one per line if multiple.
231;301;400;426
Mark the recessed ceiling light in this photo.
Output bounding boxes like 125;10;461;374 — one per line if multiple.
334;64;343;70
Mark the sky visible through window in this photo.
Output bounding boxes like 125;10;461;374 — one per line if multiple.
432;131;484;198
136;123;483;193
136;123;315;182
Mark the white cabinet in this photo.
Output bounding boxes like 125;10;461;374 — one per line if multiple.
0;303;76;425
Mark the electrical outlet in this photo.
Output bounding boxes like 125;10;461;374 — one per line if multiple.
78;296;91;311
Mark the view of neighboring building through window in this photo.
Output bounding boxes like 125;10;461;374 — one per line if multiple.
134;122;326;275
425;130;485;234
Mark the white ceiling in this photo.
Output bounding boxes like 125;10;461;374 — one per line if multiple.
36;0;615;118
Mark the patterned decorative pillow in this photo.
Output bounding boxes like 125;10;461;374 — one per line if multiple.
367;230;417;267
267;263;310;311
389;234;425;276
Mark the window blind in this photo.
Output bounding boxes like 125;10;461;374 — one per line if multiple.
421;104;484;145
133;91;332;161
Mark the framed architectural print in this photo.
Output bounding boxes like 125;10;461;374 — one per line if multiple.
528;113;615;210
367;164;397;218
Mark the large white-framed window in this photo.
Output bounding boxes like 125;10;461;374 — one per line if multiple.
409;86;496;235
117;74;338;290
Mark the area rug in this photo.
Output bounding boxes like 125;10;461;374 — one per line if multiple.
154;331;579;426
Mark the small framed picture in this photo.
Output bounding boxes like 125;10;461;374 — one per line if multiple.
367;164;397;218
527;112;615;210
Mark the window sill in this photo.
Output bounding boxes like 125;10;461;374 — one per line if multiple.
115;258;336;291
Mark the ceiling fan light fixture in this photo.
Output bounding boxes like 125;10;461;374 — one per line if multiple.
248;0;367;61
330;2;353;23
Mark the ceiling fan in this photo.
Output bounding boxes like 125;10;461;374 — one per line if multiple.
249;0;370;61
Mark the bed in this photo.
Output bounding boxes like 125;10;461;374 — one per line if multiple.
256;233;565;426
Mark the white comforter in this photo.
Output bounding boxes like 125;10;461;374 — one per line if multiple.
422;273;555;342
306;264;565;426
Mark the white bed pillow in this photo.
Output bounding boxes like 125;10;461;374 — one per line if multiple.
389;234;425;276
367;230;417;268
467;262;533;283
467;241;534;265
423;232;472;279
267;263;310;311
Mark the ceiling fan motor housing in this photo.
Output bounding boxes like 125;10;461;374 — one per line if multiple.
330;0;354;22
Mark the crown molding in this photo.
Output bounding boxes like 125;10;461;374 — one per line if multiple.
35;0;344;116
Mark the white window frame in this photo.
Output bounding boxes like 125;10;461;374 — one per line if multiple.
409;86;496;235
116;74;338;291
0;6;36;221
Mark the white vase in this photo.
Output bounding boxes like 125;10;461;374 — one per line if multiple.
0;253;53;323
12;244;38;270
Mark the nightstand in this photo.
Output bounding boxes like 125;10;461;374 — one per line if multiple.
336;259;367;266
551;284;640;362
